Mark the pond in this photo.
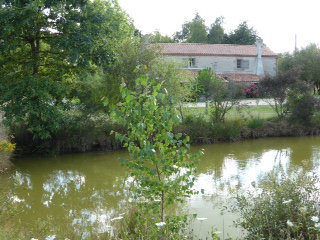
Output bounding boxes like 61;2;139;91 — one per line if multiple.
1;136;320;239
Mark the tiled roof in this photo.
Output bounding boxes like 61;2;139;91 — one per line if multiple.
184;70;228;82
219;74;263;83
155;43;277;57
183;70;258;83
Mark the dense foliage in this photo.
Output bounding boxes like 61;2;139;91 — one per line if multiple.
174;13;208;43
172;13;259;45
224;21;258;45
0;0;193;154
207;17;225;44
0;0;133;145
287;81;317;125
279;44;320;94
261;66;318;124
260;68;300;120
233;170;320;240
146;31;176;44
0;122;15;172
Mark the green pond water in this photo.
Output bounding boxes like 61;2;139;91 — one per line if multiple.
2;137;320;239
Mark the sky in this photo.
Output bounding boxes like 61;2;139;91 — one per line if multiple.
117;0;320;54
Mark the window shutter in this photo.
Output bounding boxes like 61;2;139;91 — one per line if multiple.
242;60;249;69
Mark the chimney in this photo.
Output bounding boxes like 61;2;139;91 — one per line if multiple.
256;39;265;76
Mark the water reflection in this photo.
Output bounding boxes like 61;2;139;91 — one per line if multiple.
2;137;320;238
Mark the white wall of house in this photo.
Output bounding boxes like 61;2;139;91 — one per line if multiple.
165;55;277;76
262;58;277;76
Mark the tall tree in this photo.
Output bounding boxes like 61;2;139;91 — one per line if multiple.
208;16;225;44
0;0;133;142
174;13;208;43
224;21;258;45
295;44;320;94
279;44;320;94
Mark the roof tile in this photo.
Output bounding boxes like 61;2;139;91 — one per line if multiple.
219;74;263;82
154;43;277;57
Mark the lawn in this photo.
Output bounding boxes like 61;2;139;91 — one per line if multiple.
182;105;277;121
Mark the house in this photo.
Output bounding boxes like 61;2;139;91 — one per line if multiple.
156;41;278;84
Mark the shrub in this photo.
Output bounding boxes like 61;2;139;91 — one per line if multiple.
288;94;316;125
111;204;194;240
0;120;15;172
178;114;212;144
232;170;320;240
55;112;123;153
10;109;124;155
260;67;301;120
312;112;320;126
244;84;259;98
209;77;240;123
287;81;317;125
247;118;264;129
211;119;244;141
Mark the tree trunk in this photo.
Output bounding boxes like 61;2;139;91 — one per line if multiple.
205;100;209;114
161;191;164;222
178;103;184;122
29;33;40;75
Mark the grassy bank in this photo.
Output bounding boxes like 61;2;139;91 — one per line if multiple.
177;115;320;145
178;105;320;144
7;105;320;156
183;105;277;121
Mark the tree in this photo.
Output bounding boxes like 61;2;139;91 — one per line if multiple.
0;0;133;142
208;16;225;44
194;68;216;113
224;21;258;45
145;31;175;43
279;44;320;94
105;38;192;113
146;57;193;120
174;13;208;43
104;37;159;105
209;77;240;123
260;68;301;120
113;76;201;223
278;53;296;75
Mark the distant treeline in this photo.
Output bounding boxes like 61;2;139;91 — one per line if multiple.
143;13;260;45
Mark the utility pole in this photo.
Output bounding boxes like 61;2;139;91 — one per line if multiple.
294;34;297;55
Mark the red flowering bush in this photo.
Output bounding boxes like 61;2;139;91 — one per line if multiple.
244;84;259;98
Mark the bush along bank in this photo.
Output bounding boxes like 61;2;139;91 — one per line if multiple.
9;113;320;156
10;114;125;156
0;120;15;172
176;115;320;145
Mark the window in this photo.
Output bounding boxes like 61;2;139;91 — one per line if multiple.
182;58;197;68
237;59;249;69
189;58;196;68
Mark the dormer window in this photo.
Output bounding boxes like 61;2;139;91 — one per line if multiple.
237;59;249;69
